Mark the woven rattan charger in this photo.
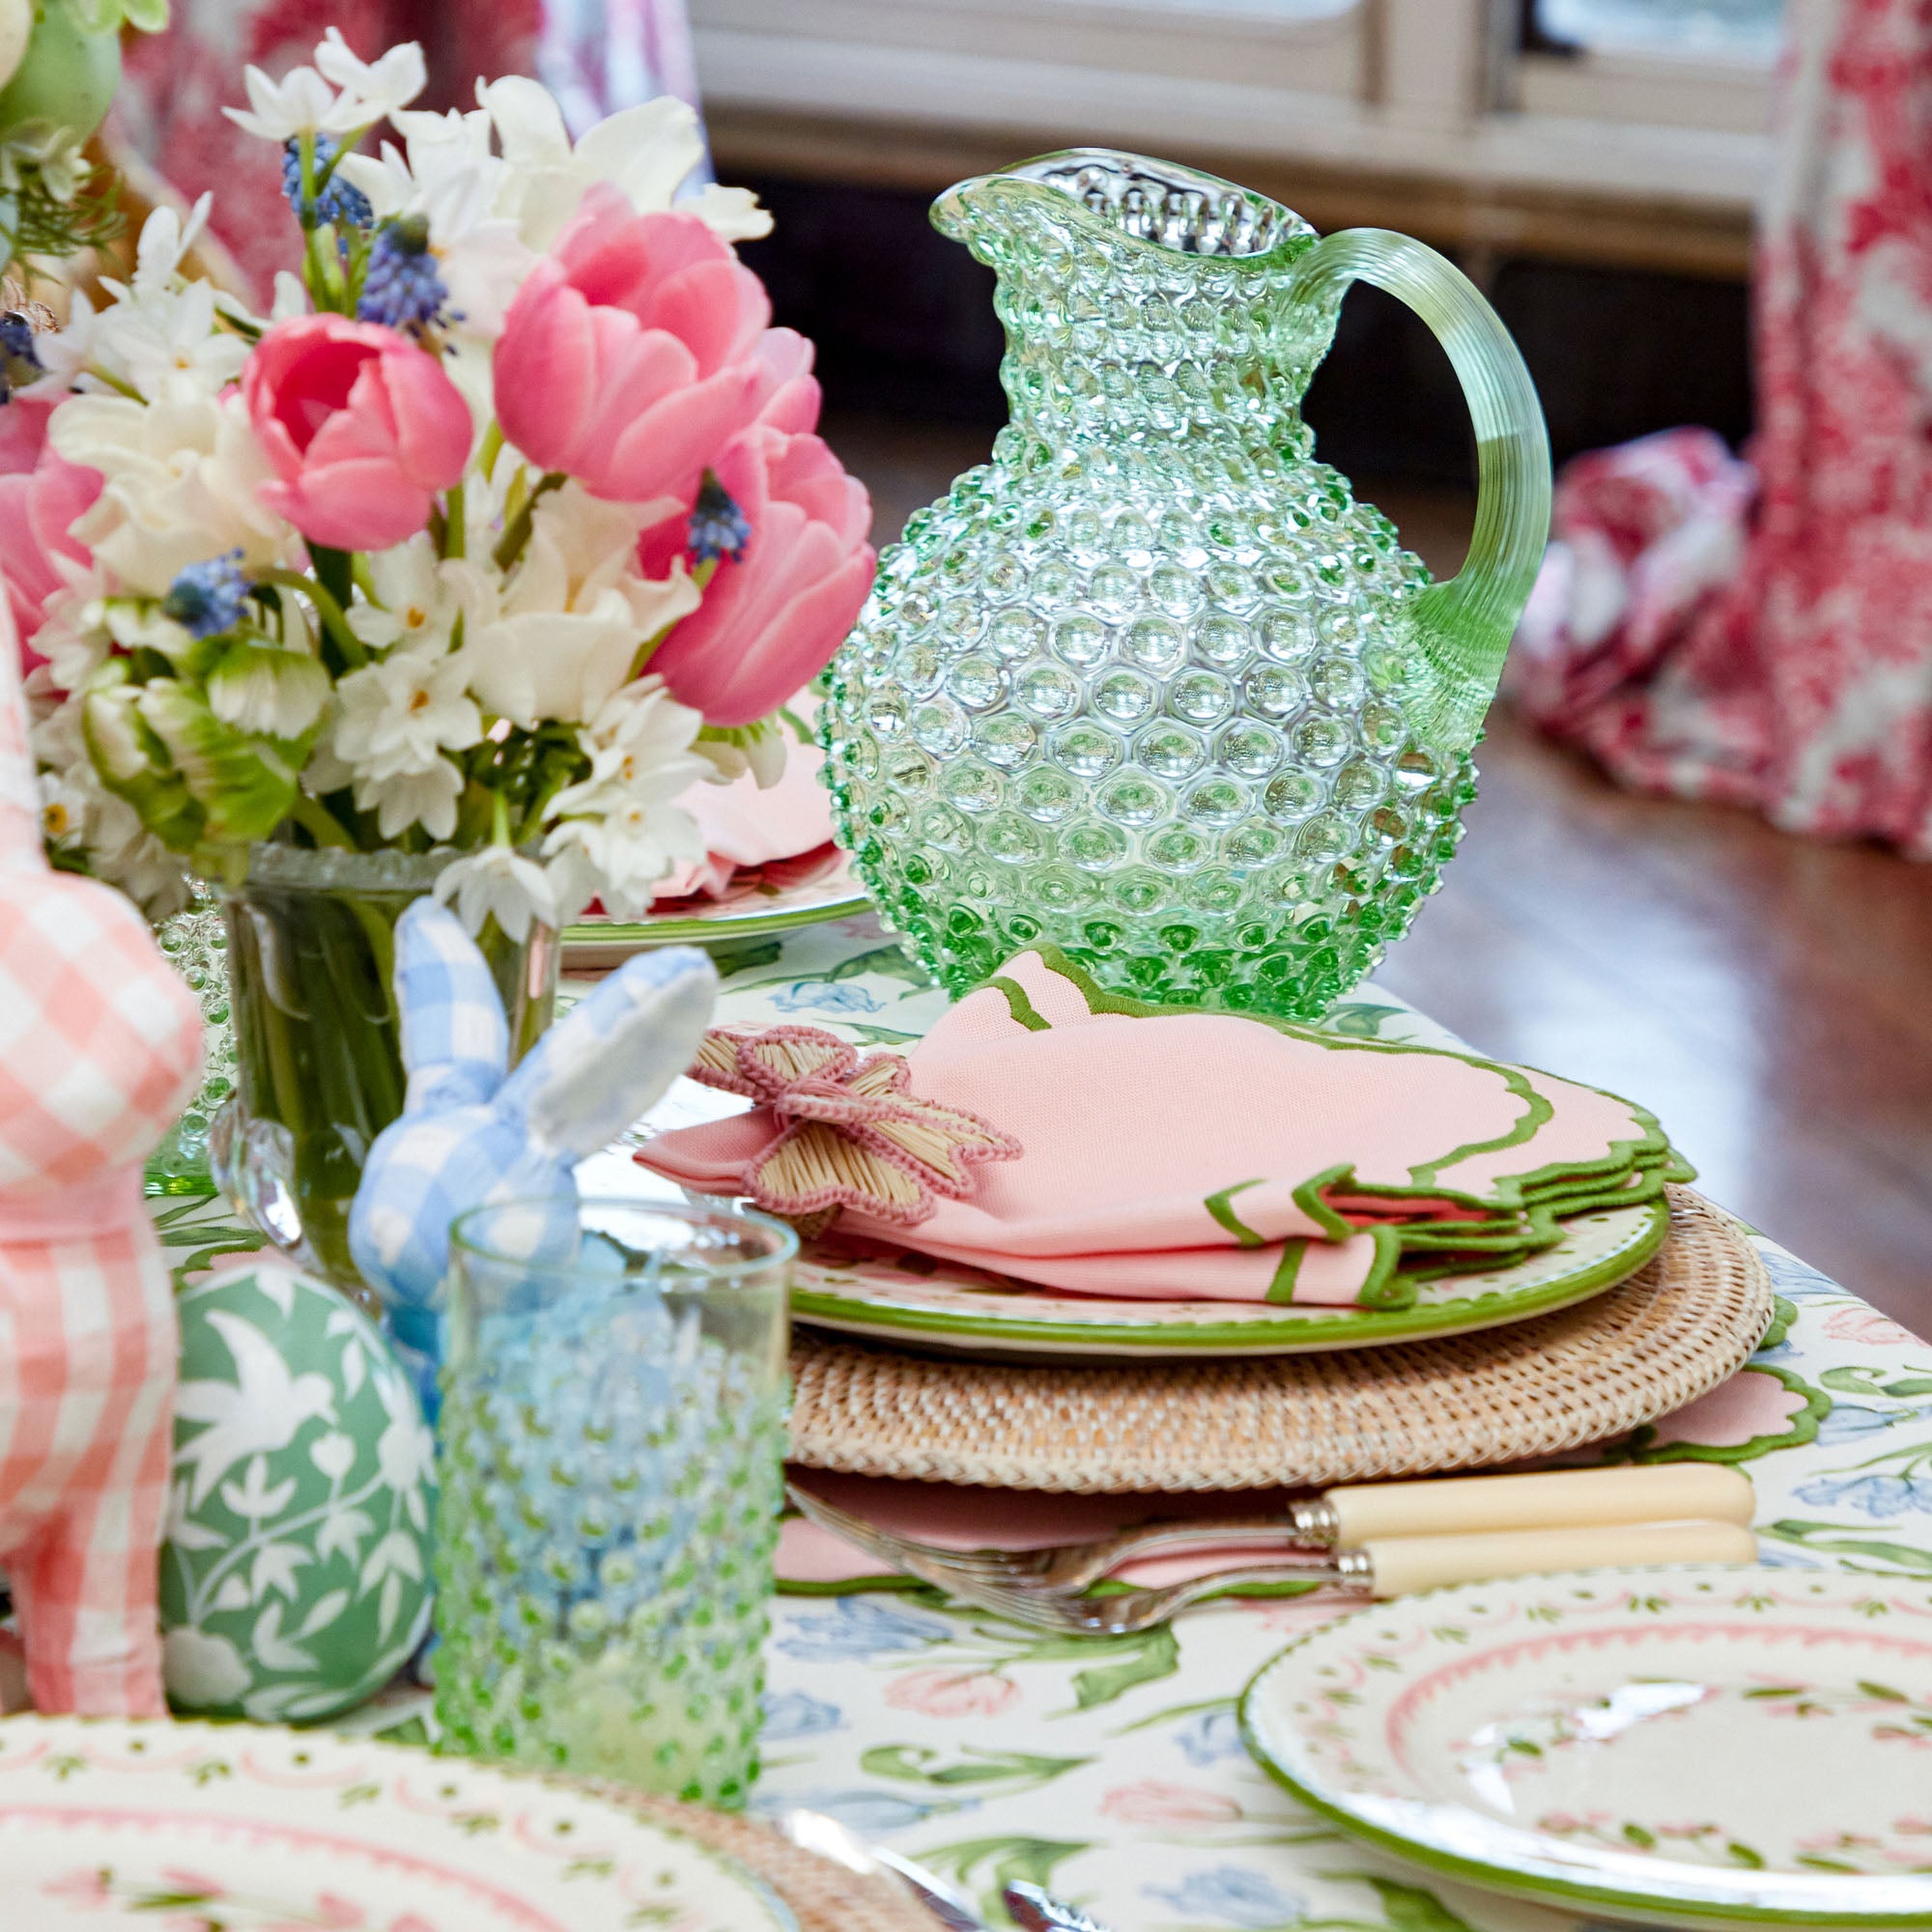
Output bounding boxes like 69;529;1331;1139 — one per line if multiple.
596;1791;934;1932
787;1188;1771;1493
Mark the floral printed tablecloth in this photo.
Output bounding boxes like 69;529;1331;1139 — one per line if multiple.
169;913;1932;1932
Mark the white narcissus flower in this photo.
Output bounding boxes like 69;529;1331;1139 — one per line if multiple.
224;63;365;144
539;676;711;919
329;641;482;840
128;195;215;297
346;536;468;656
476;77;771;251
542;794;705;923
92;278;251;399
355;756;465;841
435;844;557;942
456;486;698;728
312;28;427;125
53;388;295;597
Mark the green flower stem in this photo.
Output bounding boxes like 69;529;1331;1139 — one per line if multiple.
83;363;145;401
442;481;466;560
478;421;505;481
492;471;567;573
258;565;365;671
290;792;355;849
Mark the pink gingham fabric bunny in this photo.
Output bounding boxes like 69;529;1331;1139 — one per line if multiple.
0;610;201;1714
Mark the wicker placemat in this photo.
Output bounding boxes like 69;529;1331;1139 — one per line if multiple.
787;1188;1771;1492
601;1790;934;1932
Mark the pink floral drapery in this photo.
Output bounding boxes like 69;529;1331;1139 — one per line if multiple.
1514;0;1932;856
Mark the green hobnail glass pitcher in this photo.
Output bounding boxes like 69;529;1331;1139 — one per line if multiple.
821;149;1550;1018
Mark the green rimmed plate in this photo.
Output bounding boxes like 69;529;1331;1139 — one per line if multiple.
787;1195;1668;1361
563;847;870;968
1239;1564;1932;1929
0;1716;795;1932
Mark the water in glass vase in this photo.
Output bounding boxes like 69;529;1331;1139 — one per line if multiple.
823;150;1550;1017
211;843;555;1298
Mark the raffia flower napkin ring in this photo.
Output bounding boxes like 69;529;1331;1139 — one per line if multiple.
688;1025;1022;1235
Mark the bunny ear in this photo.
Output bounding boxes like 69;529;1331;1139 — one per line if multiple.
394;898;509;1112
495;944;719;1160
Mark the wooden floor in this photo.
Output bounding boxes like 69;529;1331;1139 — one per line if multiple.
829;411;1932;1336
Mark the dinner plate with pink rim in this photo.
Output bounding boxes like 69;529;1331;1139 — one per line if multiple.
1239;1564;1932;1929
0;1716;796;1932
786;1196;1668;1361
563;848;870;967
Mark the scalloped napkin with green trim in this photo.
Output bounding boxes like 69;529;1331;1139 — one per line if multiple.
637;947;1691;1309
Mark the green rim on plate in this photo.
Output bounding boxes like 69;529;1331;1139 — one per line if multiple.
563;851;870;960
787;1196;1668;1359
1238;1565;1932;1929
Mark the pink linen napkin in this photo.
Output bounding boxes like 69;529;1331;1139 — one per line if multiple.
781;1470;1313;1591
638;947;1679;1308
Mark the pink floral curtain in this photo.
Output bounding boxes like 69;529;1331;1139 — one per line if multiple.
1513;0;1932;857
108;0;546;296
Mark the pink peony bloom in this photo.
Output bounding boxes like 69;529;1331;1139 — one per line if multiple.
0;396;99;668
493;185;770;504
883;1666;1020;1719
245;316;472;554
638;426;874;726
1099;1781;1242;1827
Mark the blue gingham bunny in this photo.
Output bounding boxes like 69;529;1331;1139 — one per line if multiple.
349;899;718;1402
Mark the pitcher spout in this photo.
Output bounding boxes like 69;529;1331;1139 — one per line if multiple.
935;149;1313;264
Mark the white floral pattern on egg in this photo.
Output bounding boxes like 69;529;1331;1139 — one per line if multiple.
162;1263;436;1723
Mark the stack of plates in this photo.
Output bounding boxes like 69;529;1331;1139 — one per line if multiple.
784;1188;1774;1492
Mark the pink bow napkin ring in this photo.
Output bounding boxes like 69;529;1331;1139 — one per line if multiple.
689;1025;1022;1232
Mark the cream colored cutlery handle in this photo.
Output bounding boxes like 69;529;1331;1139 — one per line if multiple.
1328;1463;1754;1547
1363;1519;1758;1598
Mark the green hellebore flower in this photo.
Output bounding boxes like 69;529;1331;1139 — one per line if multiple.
135;678;306;847
81;666;203;851
204;638;331;741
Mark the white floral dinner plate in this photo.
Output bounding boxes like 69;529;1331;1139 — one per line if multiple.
563;847;870;967
787;1197;1668;1360
1240;1565;1932;1929
0;1717;796;1932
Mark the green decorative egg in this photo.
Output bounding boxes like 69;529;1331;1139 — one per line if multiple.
161;1264;437;1724
0;2;120;144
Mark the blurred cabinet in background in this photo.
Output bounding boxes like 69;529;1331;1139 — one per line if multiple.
693;0;1775;275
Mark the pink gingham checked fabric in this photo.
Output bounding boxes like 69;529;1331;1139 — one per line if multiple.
0;611;200;1714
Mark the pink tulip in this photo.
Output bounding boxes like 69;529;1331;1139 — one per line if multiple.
0;396;99;668
748;327;822;437
492;185;771;504
244;316;472;553
638;427;874;727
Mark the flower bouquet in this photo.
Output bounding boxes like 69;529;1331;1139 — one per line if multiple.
13;31;875;1285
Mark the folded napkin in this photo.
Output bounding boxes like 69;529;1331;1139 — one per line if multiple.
653;707;835;904
639;947;1690;1309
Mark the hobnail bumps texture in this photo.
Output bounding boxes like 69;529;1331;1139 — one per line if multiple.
434;1284;785;1806
822;155;1477;1018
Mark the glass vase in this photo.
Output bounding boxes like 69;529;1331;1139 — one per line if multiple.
209;844;557;1299
434;1198;794;1804
145;884;238;1196
823;149;1549;1018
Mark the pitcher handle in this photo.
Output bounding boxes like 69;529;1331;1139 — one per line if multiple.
1284;230;1550;755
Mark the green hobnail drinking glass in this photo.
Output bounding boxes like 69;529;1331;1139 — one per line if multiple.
434;1199;794;1805
823;149;1551;1017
